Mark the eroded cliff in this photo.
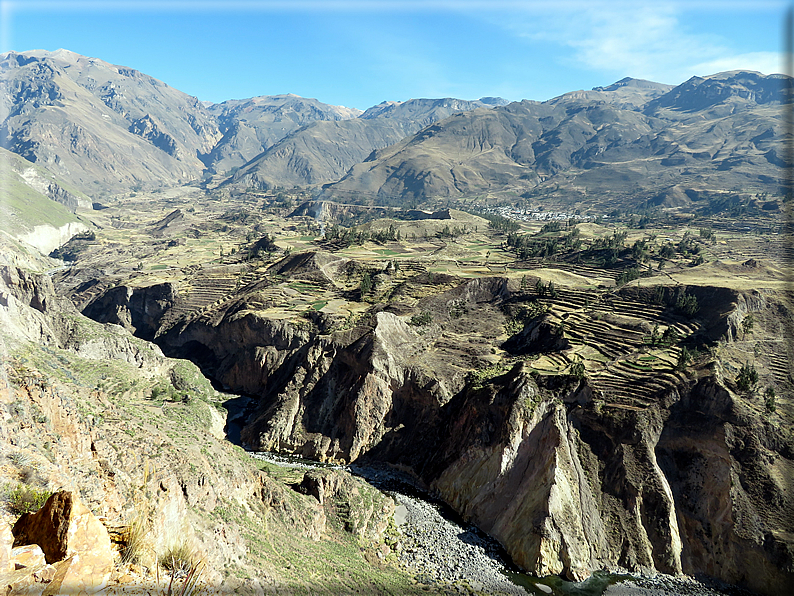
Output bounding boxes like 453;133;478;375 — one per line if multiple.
108;267;794;595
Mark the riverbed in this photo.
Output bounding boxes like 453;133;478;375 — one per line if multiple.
251;452;753;596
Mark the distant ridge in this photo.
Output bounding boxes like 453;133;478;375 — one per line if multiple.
323;71;786;204
1;49;786;207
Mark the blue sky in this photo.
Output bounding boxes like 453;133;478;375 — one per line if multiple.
1;1;787;110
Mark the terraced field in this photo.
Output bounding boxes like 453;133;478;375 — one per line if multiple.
524;286;701;411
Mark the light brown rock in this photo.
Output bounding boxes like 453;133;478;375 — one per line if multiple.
11;491;114;593
10;545;45;570
0;522;13;573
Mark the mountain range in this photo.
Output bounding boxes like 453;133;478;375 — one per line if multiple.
0;49;788;209
324;72;786;205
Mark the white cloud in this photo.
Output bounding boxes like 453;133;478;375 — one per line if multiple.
490;1;785;84
691;52;783;77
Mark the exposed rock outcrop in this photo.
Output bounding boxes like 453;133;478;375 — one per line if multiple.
12;491;114;592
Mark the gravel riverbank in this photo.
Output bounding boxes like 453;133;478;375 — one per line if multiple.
389;491;528;595
255;454;755;596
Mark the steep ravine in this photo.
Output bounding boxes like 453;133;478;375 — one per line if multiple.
81;276;794;596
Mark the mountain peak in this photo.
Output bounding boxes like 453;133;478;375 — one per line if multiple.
593;77;670;92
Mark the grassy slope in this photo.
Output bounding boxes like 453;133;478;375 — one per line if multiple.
0;148;86;234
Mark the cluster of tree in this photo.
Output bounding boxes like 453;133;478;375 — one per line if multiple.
535;279;559;298
615;266;644;287
408;311;433;326
631;214;652;229
591;230;628;250
506;226;582;260
480;213;520;233
647;324;681;348
674;290;700;316
699;227;716;241
651;285;700;317
324;224;401;247
736;363;759;392
436;224;469;240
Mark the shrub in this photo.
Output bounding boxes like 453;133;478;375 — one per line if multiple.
6;484;52;515
121;517;149;564
408;312;433;326
736;364;758;392
160;542;195;574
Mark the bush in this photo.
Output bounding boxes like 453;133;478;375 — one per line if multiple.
408;312;433;326
160;542;195;574
6;484;52;515
736;364;758;392
121;517;148;564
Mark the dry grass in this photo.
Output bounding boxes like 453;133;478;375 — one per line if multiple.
121;516;149;564
160;541;196;574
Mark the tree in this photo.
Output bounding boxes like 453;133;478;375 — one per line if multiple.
360;272;373;295
764;386;776;414
741;314;755;336
675;290;699;317
736;363;758;392
570;361;585;379
649;324;660;347
676;347;693;370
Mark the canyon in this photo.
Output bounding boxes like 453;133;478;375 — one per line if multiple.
1;48;792;595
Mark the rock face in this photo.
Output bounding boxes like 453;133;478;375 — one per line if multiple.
0;523;12;573
145;272;794;596
11;491;114;593
81;282;180;340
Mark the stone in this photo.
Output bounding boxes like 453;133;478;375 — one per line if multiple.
11;544;45;570
394;504;408;527
0;521;13;573
12;491;114;593
33;564;57;582
42;555;111;595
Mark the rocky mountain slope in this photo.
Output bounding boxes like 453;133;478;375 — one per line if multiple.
4;49;784;211
228;98;500;191
324;72;786;206
0;50;221;195
203;93;363;175
1;49;503;196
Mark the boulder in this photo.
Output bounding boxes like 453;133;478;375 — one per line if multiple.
11;491;114;593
